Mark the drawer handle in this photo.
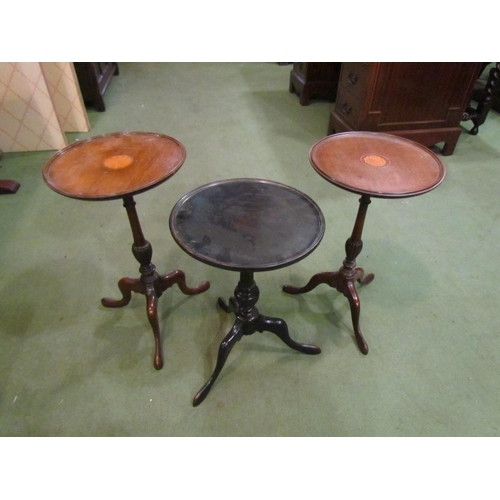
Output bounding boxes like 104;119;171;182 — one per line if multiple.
341;102;352;114
347;73;358;85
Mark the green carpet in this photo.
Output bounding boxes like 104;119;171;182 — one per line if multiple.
1;63;499;437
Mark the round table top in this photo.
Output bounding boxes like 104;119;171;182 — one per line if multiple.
43;131;186;200
309;132;446;198
169;178;325;272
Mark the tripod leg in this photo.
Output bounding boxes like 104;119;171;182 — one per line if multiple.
344;280;369;354
355;267;374;286
283;271;338;294
256;315;321;354
217;296;237;314
193;320;244;406
101;277;143;308
145;286;164;370
159;269;210;295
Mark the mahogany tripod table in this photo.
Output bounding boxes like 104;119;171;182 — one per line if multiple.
43;132;209;370
283;132;446;354
169;179;325;406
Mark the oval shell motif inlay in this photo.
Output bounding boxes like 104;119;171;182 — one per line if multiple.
103;155;134;169
361;155;389;167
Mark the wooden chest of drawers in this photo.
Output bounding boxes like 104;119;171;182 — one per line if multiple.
328;62;483;155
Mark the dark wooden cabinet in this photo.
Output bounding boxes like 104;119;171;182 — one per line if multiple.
74;62;119;112
463;63;500;135
328;62;483;155
474;63;500;113
289;63;342;105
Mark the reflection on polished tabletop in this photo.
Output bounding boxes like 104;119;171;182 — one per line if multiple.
170;178;326;271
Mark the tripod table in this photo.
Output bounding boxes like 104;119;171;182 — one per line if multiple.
169;178;325;406
43;131;210;370
283;132;446;354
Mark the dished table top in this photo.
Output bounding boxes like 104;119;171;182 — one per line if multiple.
309;132;446;198
43;131;186;200
169;178;325;272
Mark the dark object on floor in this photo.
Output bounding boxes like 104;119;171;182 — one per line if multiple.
0;150;20;194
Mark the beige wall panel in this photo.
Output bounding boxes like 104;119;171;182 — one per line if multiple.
40;62;90;133
0;62;68;152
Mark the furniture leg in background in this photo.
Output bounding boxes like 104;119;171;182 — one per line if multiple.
73;63;119;112
289;63;341;105
462;63;500;135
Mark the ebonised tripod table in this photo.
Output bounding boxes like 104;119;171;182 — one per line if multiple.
43;131;209;370
169;178;325;406
283;132;446;354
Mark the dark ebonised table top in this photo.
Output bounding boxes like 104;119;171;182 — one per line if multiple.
169;178;325;272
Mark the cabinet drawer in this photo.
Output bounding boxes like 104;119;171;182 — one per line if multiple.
335;88;363;126
340;63;369;98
